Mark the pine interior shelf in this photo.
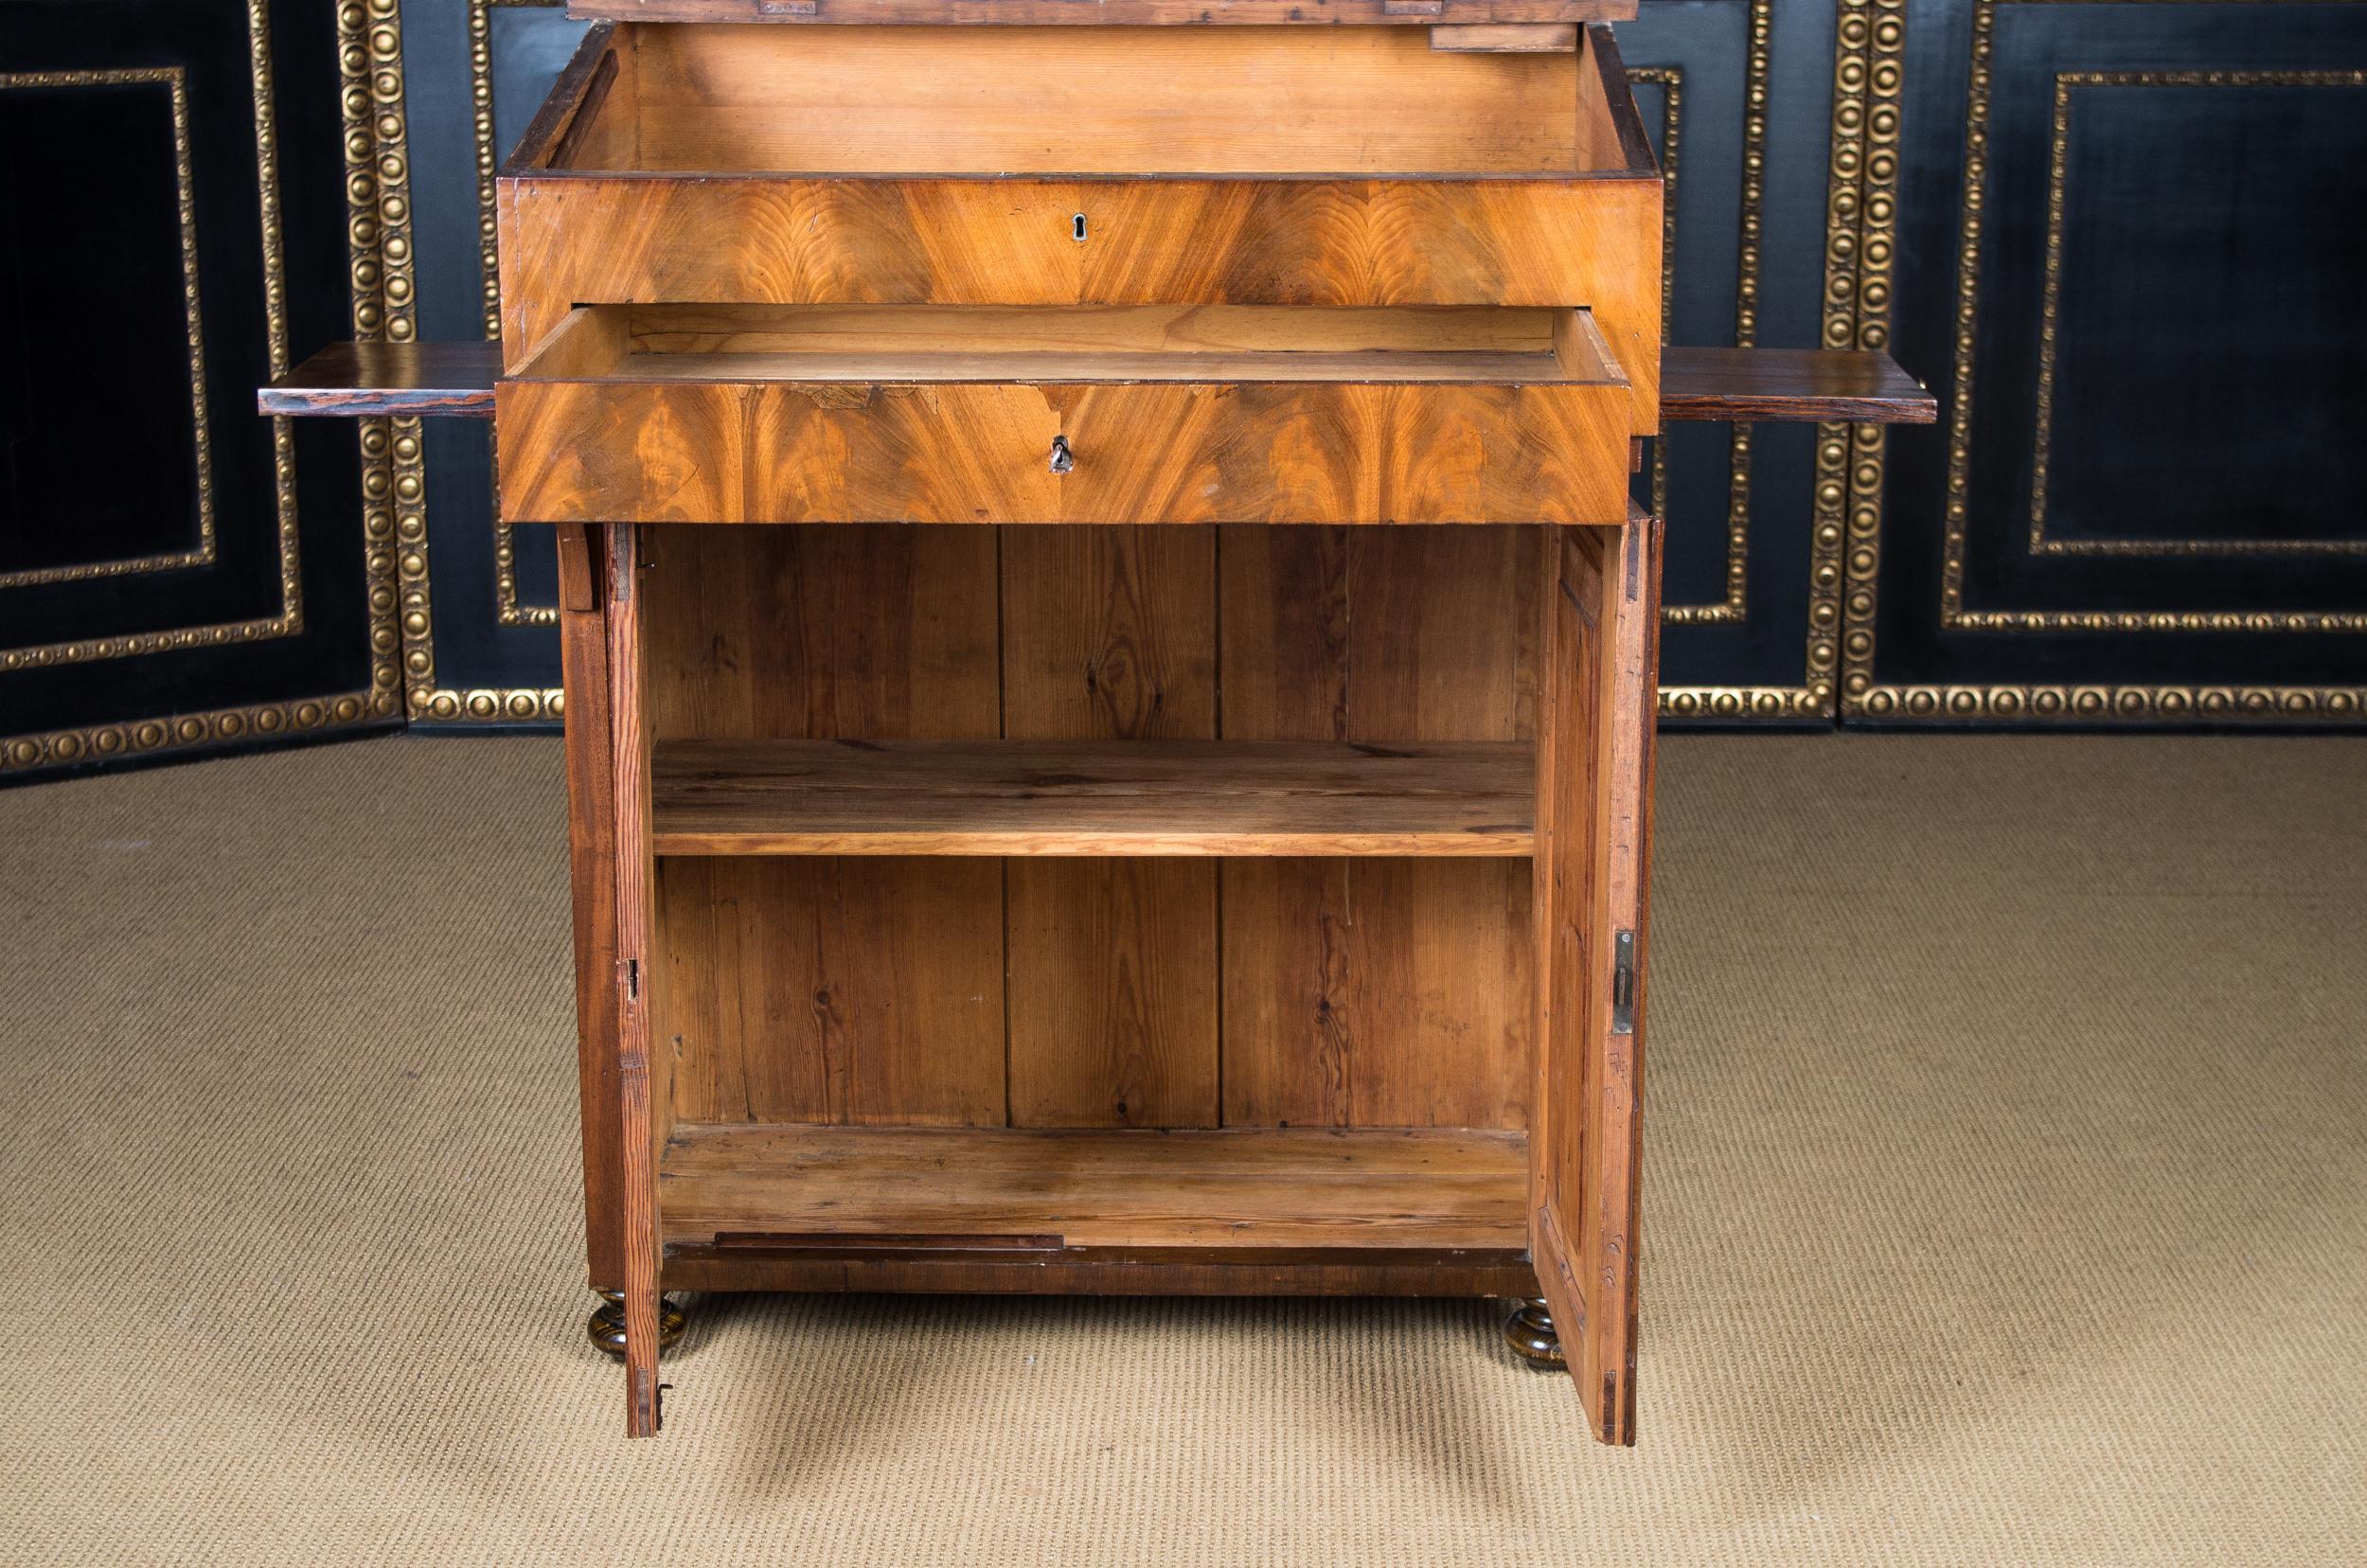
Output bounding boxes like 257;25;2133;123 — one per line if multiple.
650;738;1536;857
659;1124;1531;1254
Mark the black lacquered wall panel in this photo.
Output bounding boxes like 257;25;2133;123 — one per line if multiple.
1860;0;2367;723
386;0;1879;728
0;1;390;776
395;0;580;725
1621;0;1860;722
0;83;198;575
18;0;2361;771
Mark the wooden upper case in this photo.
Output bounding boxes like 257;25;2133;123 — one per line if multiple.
492;22;1663;526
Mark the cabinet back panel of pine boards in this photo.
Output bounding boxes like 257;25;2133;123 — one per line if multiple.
640;524;1539;1131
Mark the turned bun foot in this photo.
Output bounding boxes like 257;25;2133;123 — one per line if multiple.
587;1290;688;1360
1504;1297;1565;1368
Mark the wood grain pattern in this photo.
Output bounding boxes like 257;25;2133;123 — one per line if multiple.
255;340;1939;428
553;50;632;173
1003;527;1219;1129
1222;858;1534;1129
257;342;504;418
498;375;1634;526
1431;23;1580;50
1000;527;1216;741
495;176;1662;431
1530;520;1602;1438
557;525;624;1290
1530;514;1658;1446
1659;346;1939;424
561;348;1596;385
504;24;622;174
1219;527;1536;1131
641;526;1007;1130
1575;24;1653;178
650;738;1536;855
659;1124;1529;1251
491;20;1663;425
641;524;1000;740
652;857;1005;1124
603;523;664;1437
1006;859;1219;1128
624;302;1581;358
626;26;1589;175
488;12;1676;1442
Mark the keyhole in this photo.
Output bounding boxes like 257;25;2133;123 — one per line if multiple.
1072;212;1088;243
1049;434;1075;473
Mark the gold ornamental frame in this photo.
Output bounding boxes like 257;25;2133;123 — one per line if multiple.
1633;4;1766;631
434;0;1860;725
0;58;305;675
1843;0;2367;723
373;0;561;724
2025;69;2367;565
0;0;398;775
0;67;217;595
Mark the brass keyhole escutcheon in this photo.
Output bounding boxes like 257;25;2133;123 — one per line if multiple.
1049;434;1075;473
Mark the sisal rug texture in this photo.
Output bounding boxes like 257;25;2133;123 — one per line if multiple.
0;732;2360;1566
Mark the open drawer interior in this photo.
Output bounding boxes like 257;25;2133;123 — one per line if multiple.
522;23;1654;178
509;303;1628;387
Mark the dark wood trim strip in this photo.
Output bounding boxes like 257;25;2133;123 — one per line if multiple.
558;525;624;1290
1660;347;1937;425
260;341;1935;427
258;342;502;417
501;24;618;177
546;48;621;172
1584;25;1657;176
605;522;664;1438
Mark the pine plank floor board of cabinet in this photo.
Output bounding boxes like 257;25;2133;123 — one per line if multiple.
658;1124;1531;1254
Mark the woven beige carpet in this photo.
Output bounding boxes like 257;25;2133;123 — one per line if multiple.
1;733;2360;1566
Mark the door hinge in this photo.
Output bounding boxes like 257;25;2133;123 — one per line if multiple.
1610;929;1636;1035
620;956;640;1004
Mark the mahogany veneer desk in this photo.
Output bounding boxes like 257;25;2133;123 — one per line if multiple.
267;4;1933;1443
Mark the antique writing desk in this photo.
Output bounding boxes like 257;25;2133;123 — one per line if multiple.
265;0;1933;1443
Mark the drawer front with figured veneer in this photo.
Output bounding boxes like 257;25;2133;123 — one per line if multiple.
495;304;1634;525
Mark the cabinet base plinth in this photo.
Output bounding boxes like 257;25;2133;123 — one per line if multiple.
1504;1297;1565;1367
588;1290;688;1360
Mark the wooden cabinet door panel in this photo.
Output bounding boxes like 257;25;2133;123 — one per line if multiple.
1531;515;1659;1444
603;522;667;1437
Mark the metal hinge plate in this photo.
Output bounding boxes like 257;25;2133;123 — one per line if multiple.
1610;929;1636;1035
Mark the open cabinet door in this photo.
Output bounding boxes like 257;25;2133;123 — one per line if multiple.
1532;515;1662;1445
604;523;667;1437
